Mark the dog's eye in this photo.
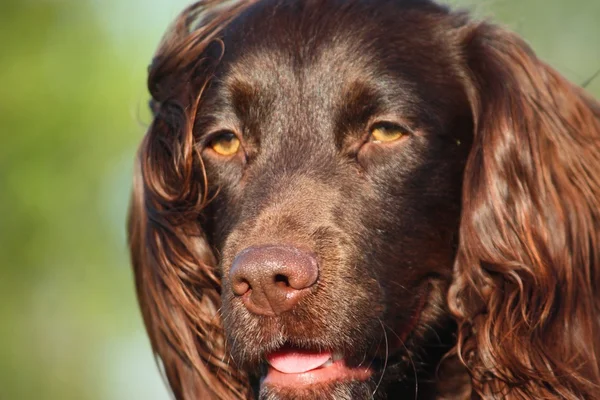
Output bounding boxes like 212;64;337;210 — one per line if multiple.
369;123;407;143
209;131;241;156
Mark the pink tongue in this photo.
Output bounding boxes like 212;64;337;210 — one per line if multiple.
267;350;332;374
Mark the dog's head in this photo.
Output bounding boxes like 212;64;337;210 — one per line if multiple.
128;0;600;399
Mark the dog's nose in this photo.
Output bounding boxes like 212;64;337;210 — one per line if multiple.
229;244;319;316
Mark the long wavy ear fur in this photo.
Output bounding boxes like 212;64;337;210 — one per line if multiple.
127;1;257;399
448;22;600;399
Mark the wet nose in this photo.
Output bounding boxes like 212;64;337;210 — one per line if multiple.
229;244;319;316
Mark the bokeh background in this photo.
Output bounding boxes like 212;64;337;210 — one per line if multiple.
0;0;598;399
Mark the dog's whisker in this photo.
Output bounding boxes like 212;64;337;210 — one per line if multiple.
383;321;418;399
372;318;389;398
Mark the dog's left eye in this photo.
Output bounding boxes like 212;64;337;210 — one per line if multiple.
208;131;241;156
369;123;407;143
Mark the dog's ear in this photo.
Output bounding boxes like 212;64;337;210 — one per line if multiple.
127;2;256;399
129;139;249;400
448;22;600;398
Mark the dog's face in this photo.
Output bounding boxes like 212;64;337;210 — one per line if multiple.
193;1;472;398
134;0;600;398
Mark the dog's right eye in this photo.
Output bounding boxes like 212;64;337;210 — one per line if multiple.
208;131;241;156
369;122;409;144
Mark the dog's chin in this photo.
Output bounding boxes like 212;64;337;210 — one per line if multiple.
259;374;377;400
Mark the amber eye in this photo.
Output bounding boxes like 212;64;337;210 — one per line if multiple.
208;131;241;156
369;123;407;143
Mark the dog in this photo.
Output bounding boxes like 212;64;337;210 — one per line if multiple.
128;0;600;398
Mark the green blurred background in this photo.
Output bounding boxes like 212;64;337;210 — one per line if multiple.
0;0;598;399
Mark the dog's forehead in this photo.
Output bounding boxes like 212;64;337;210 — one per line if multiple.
195;0;469;161
210;1;462;114
217;0;454;81
219;41;381;118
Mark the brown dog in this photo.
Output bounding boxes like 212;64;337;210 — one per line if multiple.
128;0;600;398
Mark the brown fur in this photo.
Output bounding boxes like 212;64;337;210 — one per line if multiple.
128;0;600;398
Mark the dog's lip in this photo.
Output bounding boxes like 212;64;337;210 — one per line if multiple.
262;348;372;387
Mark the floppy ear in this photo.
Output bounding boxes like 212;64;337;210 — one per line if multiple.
127;2;256;399
448;22;600;399
129;142;251;400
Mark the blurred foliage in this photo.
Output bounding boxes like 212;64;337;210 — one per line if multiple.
0;0;597;399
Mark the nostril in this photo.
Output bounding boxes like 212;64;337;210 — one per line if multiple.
232;278;251;296
274;273;290;286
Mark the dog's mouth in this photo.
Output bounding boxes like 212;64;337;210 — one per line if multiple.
262;346;372;387
257;286;430;390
